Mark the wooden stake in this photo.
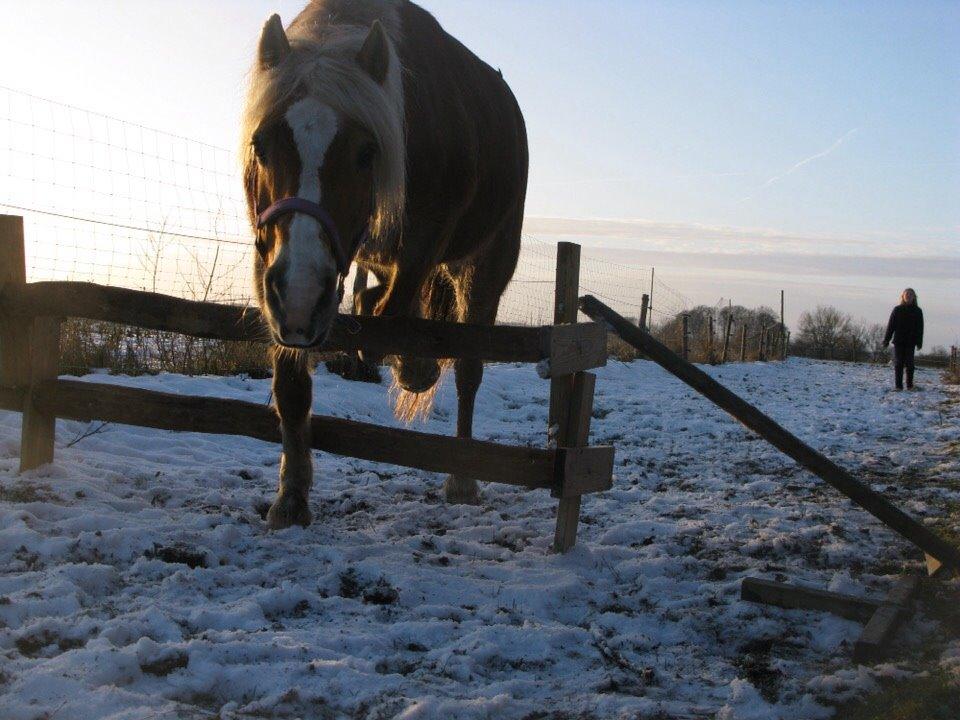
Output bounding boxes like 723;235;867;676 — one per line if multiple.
553;371;597;551
0;217;61;471
681;314;689;361
721;314;733;364
0;215;29;389
19;317;60;471
708;315;715;363
639;293;649;330
739;324;747;362
854;576;921;663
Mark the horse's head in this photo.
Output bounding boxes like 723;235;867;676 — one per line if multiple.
244;15;396;348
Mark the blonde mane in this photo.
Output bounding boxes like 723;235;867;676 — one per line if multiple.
241;11;405;240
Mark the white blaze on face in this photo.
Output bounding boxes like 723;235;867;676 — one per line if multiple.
274;97;339;342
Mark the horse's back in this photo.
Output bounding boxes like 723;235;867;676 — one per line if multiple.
397;1;528;252
292;0;527;262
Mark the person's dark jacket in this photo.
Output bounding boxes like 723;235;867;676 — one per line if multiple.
883;303;923;348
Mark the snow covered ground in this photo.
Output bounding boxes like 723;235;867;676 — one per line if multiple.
1;358;957;719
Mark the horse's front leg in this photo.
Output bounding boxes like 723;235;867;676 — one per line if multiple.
266;347;314;529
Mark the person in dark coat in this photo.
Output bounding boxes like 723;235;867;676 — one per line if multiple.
882;288;923;390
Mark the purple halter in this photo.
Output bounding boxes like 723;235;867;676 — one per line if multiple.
256;197;369;276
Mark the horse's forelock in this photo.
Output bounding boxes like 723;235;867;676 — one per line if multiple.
241;23;406;241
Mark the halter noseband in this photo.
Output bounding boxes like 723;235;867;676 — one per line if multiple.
256;197;369;277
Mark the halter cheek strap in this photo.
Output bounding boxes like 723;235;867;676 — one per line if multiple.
256;197;369;277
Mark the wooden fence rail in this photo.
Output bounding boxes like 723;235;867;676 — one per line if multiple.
0;280;607;376
0;379;614;497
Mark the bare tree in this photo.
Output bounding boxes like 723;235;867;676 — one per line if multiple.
795;305;851;359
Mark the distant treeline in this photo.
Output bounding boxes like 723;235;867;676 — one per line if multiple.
789;304;953;366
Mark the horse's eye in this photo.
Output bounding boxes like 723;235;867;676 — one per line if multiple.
356;142;377;170
251;132;267;162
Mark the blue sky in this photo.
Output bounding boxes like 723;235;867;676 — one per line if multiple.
433;1;959;244
1;1;957;341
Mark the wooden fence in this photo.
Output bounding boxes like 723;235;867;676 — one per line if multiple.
0;215;614;552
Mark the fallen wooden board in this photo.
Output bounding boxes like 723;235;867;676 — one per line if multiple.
0;281;606;374
741;577;880;623
579;294;960;574
853;575;921;663
0;379;614;495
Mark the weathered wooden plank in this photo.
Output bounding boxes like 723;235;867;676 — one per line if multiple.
579;294;960;574
854;604;905;663
0;281;605;370
559;445;614;498
741;577;879;623
547;322;607;377
884;574;921;607
20;379;613;492
854;576;920;663
19;318;61;471
1;281;267;342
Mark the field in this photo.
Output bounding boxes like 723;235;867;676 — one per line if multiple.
1;358;958;719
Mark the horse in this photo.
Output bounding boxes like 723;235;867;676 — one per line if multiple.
241;0;528;529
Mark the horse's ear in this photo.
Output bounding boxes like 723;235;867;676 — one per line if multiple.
357;20;390;84
258;14;291;70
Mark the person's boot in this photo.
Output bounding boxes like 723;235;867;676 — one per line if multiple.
906;367;916;390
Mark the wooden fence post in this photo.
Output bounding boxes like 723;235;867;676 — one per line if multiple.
758;327;767;362
739;325;747;362
0;216;60;471
708;315;715;363
0;216;29;389
639;293;649;330
721;315;733;364
20;317;61;471
681;314;689;361
550;241;591;553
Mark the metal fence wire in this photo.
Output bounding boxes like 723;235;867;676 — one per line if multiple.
1;85;704;331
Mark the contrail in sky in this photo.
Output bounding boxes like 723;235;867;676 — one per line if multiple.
739;127;859;203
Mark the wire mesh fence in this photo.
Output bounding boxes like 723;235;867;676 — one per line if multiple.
1;85;783;373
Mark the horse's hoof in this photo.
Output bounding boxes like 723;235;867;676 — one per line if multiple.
266;492;312;530
394;356;441;393
444;475;480;505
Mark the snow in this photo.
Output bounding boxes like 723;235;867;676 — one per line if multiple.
1;358;958;719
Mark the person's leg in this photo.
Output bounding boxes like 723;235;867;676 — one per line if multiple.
894;344;905;390
905;345;916;389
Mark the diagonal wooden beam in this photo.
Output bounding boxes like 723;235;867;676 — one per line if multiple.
579;294;960;574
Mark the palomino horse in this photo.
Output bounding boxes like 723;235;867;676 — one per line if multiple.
242;0;528;528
